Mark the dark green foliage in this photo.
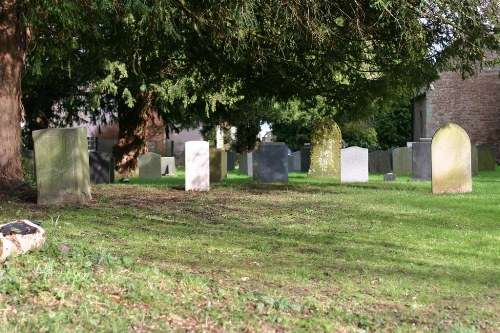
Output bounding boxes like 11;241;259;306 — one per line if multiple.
375;101;413;149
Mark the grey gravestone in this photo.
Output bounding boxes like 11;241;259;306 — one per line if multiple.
161;157;176;176
392;147;412;175
412;138;432;181
477;144;496;171
227;151;236;171
288;151;301;172
89;151;115;184
253;143;288;182
32;127;91;205
471;145;478;176
300;143;311;172
239;151;253;176
384;173;396;181
368;150;392;174
309;118;342;178
210;148;228;183
431;123;472;194
138;152;161;179
185;141;209;191
340;147;368;183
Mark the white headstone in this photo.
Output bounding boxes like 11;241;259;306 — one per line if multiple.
341;147;368;182
185;141;210;191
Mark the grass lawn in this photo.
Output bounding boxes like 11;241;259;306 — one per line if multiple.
0;167;498;332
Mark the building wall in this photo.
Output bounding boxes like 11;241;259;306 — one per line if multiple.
423;66;500;161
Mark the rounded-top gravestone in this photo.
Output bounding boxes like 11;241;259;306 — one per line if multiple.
431;123;472;194
308;118;342;178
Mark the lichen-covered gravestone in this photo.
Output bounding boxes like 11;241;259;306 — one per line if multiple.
138;152;161;179
210;148;228;183
308;118;342;178
431;123;472;194
185;141;209;191
32;127;91;205
341;147;368;182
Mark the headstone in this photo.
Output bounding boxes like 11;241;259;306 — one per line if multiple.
161;157;176;176
340;147;368;182
253;143;288;182
412;138;432;181
239;151;253;176
32;127;91;205
308;118;342;178
138;152;161;179
89;151;115;184
227;151;236;171
392;147;413;175
471;145;478;176
477;144;496;171
300;143;311;172
288;151;301;172
185;141;209;191
431;123;472;194
368;150;392;174
216;125;224;149
384;173;396;181
210;148;227;183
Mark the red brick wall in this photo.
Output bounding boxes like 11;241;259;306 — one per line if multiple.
425;67;500;161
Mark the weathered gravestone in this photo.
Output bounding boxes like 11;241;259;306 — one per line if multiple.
300;143;311;172
477;144;496;171
392;147;413;175
431;123;472;194
288;151;301;173
412;138;432;181
89;151;115;184
227;151;236;171
32;127;91;205
308;118;341;178
161;157;176;176
185;141;209;191
210;148;228;183
340;147;368;182
471;145;478;176
239;151;253;176
138;152;161;179
253;143;288;182
368;150;392;174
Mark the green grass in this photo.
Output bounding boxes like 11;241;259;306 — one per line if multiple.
1;168;499;332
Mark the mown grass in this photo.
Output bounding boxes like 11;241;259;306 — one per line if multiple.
0;167;499;332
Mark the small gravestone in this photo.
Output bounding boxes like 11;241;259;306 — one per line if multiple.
161;157;176;176
210;148;228;183
89;151;115;184
477;144;496;171
253;143;288;182
227;151;236;171
288;151;301;172
412;138;432;181
384;173;396;181
185;141;209;191
368;150;392;174
471;145;478;176
392;147;413;175
340;147;368;183
308;118;341;178
138;152;161;179
300;143;311;172
239;151;253;176
32;127;91;205
432;123;472;194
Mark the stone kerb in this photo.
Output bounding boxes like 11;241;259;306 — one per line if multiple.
185;141;210;191
392;147;412;175
431;123;472;194
308;118;341;178
32;127;91;205
138;152;161;179
340;147;368;183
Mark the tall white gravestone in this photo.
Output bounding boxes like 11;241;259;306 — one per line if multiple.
341;147;368;182
185;141;210;191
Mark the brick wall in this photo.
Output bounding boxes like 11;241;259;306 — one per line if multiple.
425;67;500;161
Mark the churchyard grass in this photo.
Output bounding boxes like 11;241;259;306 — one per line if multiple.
0;168;498;332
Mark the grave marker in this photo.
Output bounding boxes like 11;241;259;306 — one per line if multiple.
340;147;368;182
308;118;341;178
185;141;209;191
138;152;161;179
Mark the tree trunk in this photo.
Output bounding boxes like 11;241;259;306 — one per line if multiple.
113;92;151;175
0;1;25;186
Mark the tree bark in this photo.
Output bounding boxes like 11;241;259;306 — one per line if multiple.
113;92;151;174
0;1;25;186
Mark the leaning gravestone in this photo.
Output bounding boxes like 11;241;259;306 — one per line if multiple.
185;141;209;191
392;147;412;175
308;118;342;178
340;147;368;182
431;123;472;194
138;152;161;179
477;144;496;171
89;151;115;184
288;151;301;172
239;151;253;176
300;143;311;172
32;127;91;205
412;138;432;181
253;143;289;182
210;148;228;183
368;150;392;174
161;157;176;176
